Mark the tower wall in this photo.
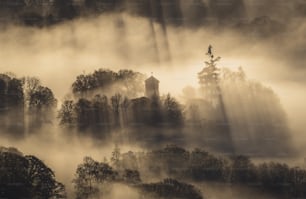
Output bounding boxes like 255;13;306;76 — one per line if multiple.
145;76;159;98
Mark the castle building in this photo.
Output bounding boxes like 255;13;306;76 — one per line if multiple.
145;75;159;98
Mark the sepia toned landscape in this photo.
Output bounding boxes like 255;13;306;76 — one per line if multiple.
0;0;306;198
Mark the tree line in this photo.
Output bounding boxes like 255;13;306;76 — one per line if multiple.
102;145;306;199
58;93;184;134
0;74;56;138
71;69;145;98
58;68;183;136
0;63;292;155
2;144;306;199
0;145;203;199
74;154;202;199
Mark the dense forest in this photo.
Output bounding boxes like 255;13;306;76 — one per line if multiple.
2;145;306;199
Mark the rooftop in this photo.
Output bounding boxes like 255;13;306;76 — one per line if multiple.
145;75;159;83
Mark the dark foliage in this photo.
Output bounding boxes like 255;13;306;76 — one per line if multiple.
71;69;145;98
58;94;184;135
163;94;184;126
0;74;57;137
73;154;203;199
122;169;141;184
74;145;306;199
24;77;57;132
59;69;184;135
120;145;306;198
73;156;118;199
0;146;66;199
139;178;203;199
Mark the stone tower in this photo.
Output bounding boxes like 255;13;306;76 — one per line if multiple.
145;75;159;98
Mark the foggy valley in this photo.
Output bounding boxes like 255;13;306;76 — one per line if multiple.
0;0;306;198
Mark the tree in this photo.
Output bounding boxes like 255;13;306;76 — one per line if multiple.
92;94;111;132
7;78;24;107
198;48;221;105
0;75;25;137
220;66;292;154
116;69;145;97
120;96;130;126
28;85;57;130
74;98;93;130
0;148;30;198
0;147;66;199
71;69;145;98
139;178;203;199
73;156;118;199
163;94;184;126
72;74;95;97
110;144;121;169
26;155;67;198
57;95;113;134
147;145;190;177
111;93;122;127
122;169;141;184
23;77;55;114
23;77;41;101
0;75;59;135
29;86;56;110
0;76;7;110
7;79;25;136
229;155;256;183
58;100;75;126
91;69;116;89
189;148;225;181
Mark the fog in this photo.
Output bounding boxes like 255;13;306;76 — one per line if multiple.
0;1;305;198
0;13;304;131
0;127;145;197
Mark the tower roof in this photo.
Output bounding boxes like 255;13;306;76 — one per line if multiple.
145;76;159;83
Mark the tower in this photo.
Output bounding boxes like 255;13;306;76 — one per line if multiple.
145;75;159;98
